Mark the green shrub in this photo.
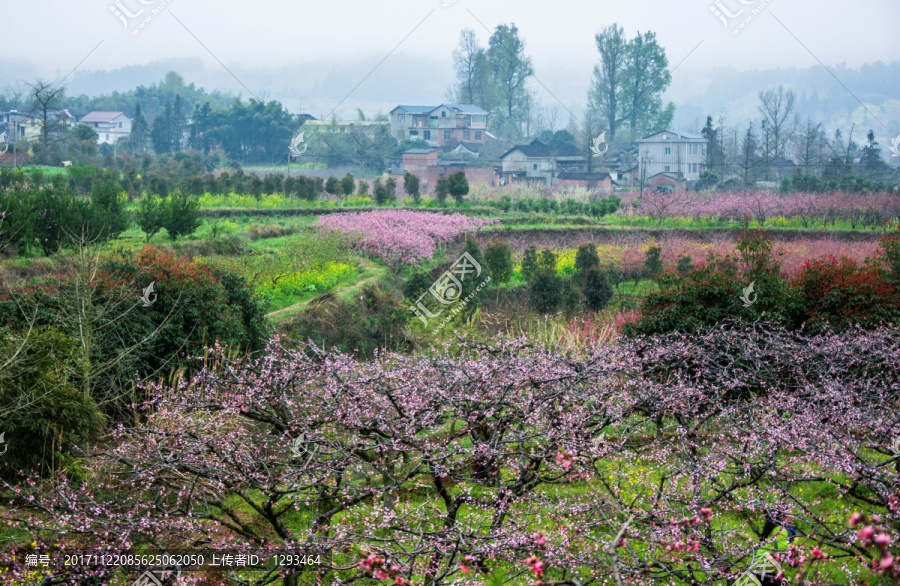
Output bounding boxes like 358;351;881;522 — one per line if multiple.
341;173;355;197
0;328;103;480
795;256;900;333
163;190;201;240
676;254;694;276
575;243;600;272
283;285;412;359
483;240;514;284
644;244;663;279
582;267;614;311
529;270;565;314
448;171;469;204
404;172;421;204
404;270;433;300
435;177;450;205
325;176;341;195
521;246;540;281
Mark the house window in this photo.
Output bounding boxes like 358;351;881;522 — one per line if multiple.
441;111;446;117
443;130;451;141
118;122;123;129
664;147;671;155
424;131;431;140
410;130;418;136
533;163;538;170
106;133;110;140
94;122;99;128
665;165;671;172
475;131;482;140
399;114;405;123
463;130;470;141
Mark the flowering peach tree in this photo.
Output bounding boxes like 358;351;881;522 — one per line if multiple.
1;321;898;584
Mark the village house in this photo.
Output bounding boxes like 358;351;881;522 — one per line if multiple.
647;171;688;193
499;139;586;186
389;104;489;147
636;130;708;182
79;111;133;145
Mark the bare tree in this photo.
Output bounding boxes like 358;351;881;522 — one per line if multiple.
757;85;797;160
26;79;68;164
452;29;486;105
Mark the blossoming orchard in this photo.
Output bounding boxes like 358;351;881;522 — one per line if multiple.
2;164;900;584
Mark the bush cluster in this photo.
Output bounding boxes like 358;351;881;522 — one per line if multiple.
625;229;900;336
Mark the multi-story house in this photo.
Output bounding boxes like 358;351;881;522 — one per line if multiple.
636;130;708;182
389;104;488;147
79;112;133;145
0;110;43;144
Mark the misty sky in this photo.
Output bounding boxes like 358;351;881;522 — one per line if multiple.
3;0;900;120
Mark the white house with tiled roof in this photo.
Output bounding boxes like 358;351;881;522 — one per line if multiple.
79;111;132;145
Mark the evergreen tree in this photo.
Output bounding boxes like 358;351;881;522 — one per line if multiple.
574;243;600;273
582;267;613;311
163;191;201;240
136;194;166;242
341;173;355;197
521;246;540;281
644;245;663;279
385;177;397;203
435;177;450;205
404;172;421;204
448;171;470;204
483;240;513;283
150;102;175;154
325;176;342;195
529;270;564;314
130;102;149;154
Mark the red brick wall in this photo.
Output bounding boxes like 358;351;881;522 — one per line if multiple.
424;166;496;191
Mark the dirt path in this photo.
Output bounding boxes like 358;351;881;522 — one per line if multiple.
265;258;384;321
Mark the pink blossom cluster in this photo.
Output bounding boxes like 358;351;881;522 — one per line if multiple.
621;190;900;228
1;323;898;584
318;210;497;272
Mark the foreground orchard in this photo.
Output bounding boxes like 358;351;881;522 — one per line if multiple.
2;322;899;585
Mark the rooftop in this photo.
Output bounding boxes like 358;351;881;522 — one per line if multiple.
80;111;127;123
502;139;583;159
